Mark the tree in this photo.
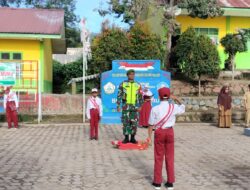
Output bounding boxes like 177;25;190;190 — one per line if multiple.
243;29;250;38
160;0;224;69
178;0;224;19
63;59;83;83
89;21;164;75
161;0;180;68
53;60;66;93
90;26;131;74
176;27;220;96
0;0;80;47
66;27;81;48
98;0;224;68
98;0;150;24
0;0;19;6
53;22;165;93
128;22;164;61
52;59;83;93
220;32;248;71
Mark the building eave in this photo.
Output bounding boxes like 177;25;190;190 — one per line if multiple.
0;33;62;39
180;7;250;17
222;7;250;17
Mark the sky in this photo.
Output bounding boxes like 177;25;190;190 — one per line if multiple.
75;0;128;33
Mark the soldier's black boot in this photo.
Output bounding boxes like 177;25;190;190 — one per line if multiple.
130;135;137;144
122;135;129;144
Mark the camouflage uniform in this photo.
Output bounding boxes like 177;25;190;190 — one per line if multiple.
117;80;143;135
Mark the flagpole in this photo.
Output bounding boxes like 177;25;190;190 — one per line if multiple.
83;46;86;123
81;18;90;123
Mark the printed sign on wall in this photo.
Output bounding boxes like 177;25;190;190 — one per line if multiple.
0;62;17;86
101;60;171;124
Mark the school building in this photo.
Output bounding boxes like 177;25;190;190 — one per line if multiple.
0;7;66;94
147;0;250;69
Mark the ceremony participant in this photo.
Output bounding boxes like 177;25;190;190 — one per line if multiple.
244;84;250;128
3;86;19;129
217;85;232;128
148;87;185;190
117;69;143;144
86;88;103;140
139;88;153;128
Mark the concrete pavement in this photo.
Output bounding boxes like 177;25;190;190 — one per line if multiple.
0;123;249;190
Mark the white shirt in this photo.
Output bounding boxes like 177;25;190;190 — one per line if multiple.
3;90;19;109
86;96;103;119
149;101;185;129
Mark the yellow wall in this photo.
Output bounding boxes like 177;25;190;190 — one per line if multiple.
0;39;40;60
0;39;53;92
43;39;52;82
230;17;250;33
176;16;226;50
43;39;53;92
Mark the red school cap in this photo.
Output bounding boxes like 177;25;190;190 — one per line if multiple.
158;87;170;99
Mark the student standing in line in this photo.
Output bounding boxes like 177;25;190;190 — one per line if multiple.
86;88;103;140
148;87;185;190
139;88;153;129
4;86;19;129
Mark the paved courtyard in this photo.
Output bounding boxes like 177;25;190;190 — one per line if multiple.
0;123;250;190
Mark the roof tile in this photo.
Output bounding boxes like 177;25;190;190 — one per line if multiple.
0;7;64;35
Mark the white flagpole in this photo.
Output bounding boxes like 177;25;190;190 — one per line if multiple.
38;56;42;123
83;47;86;123
81;18;90;123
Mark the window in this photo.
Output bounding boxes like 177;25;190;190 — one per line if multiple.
1;53;10;60
0;52;22;60
195;28;219;45
209;28;219;35
199;28;209;34
195;28;219;35
13;53;22;60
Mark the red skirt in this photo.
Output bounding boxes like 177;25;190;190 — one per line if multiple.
139;101;152;126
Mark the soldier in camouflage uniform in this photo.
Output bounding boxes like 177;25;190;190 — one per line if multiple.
117;69;143;144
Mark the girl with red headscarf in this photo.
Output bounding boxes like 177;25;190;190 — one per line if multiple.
217;85;232;128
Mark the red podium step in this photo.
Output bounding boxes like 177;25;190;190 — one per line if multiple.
111;139;150;150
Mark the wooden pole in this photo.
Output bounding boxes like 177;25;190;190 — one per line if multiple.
72;81;76;95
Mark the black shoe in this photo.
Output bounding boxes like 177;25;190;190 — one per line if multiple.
164;182;174;190
122;135;129;144
152;182;161;190
130;135;137;144
95;137;98;141
89;137;94;140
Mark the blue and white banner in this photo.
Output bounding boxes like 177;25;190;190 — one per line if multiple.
101;60;171;124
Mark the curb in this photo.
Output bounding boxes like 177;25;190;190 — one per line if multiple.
0;122;246;128
0;123;88;128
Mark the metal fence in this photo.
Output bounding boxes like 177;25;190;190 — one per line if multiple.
0;60;40;119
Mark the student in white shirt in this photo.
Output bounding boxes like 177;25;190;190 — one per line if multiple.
3;86;19;129
149;87;185;190
86;88;103;140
